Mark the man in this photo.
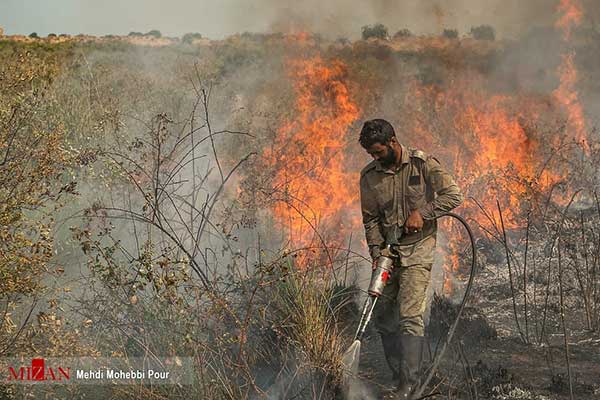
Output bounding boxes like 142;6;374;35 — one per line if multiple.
358;119;463;398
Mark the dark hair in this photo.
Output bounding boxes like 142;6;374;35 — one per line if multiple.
359;119;396;148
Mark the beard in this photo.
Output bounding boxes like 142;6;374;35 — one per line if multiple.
379;145;397;168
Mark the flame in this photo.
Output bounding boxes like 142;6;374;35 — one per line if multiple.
406;3;589;289
409;77;561;226
554;0;588;152
264;45;567;281
553;53;587;148
440;236;461;295
555;0;583;40
264;53;360;262
259;5;589;289
406;73;569;291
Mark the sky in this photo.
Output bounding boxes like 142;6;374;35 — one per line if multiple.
0;0;588;40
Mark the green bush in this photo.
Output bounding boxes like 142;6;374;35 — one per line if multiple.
29;32;39;38
470;25;495;41
182;32;203;44
361;23;389;40
128;31;143;37
145;30;162;39
335;37;350;46
443;29;459;39
393;28;413;39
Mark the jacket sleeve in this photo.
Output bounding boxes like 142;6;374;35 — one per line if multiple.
418;157;463;220
360;174;385;260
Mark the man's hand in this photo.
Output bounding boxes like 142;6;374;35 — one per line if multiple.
372;258;378;271
404;209;424;234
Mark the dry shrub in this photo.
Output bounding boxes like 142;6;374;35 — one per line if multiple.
271;262;347;378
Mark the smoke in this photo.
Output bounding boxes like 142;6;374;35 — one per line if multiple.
344;378;377;400
261;0;557;39
4;0;600;39
256;0;600;40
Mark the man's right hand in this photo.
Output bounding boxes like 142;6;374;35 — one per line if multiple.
372;257;378;271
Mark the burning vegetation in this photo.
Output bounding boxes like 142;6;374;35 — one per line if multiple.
1;1;600;398
262;52;361;257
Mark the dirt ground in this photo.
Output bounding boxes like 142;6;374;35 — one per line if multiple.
351;264;600;400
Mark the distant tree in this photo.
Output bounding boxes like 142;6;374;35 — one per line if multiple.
47;33;57;38
269;32;285;40
393;28;413;39
443;29;459;39
59;33;69;38
335;37;351;46
145;30;162;39
470;25;495;41
361;23;389;40
29;32;39;38
312;33;324;44
128;31;143;37
182;32;203;44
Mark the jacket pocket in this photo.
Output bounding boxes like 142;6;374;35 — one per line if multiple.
406;178;425;210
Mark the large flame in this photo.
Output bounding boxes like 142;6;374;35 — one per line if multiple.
409;77;560;225
264;53;360;262
262;0;590;289
407;74;564;292
554;53;587;148
554;0;588;151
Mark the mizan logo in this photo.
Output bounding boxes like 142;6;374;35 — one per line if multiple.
7;358;70;382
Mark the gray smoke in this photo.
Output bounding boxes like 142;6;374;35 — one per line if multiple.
3;0;600;39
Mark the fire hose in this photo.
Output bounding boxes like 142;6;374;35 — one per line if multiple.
347;211;477;399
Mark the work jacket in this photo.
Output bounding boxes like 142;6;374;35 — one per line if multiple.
359;144;463;260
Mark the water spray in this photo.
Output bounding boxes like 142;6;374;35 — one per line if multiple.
342;212;477;399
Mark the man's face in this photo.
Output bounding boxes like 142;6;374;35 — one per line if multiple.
366;142;396;167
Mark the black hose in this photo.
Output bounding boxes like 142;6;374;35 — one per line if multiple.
413;211;478;399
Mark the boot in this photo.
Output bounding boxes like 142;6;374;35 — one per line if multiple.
396;335;424;399
381;332;400;380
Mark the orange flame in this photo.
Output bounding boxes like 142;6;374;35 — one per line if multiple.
261;12;589;292
409;77;561;226
406;73;568;291
553;53;587;148
264;54;360;261
554;0;588;152
555;0;583;40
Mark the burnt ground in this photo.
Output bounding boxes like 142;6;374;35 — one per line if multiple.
349;265;600;400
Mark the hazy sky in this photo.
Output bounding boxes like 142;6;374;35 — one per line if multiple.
0;0;585;39
0;0;269;38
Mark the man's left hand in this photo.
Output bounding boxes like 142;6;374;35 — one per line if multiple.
405;209;424;234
